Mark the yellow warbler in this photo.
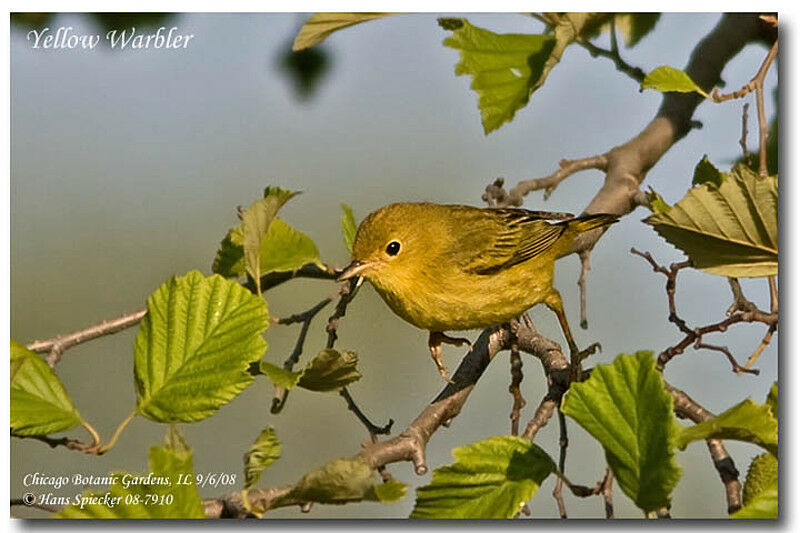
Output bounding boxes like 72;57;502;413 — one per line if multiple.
339;202;618;380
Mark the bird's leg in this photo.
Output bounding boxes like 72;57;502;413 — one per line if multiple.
544;289;600;382
428;332;471;383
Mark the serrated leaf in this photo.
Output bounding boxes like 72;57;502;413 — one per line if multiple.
292;13;391;51
440;18;560;134
259;361;303;389
410;435;555;519
298;349;361;392
642;65;709;98
730;479;777;519
693;155;722;186
340;203;357;253
260;349;361;392
766;382;778;419
561;351;681;512
743;453;778;507
675;398;778;456
242;188;300;294
134;271;269;423
10;340;83;436
282;458;398;505
244;427;282;489
213;218;321;280
645;165;778;278
58;426;204;518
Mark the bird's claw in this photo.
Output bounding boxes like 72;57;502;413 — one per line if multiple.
439;333;472;351
438;366;456;385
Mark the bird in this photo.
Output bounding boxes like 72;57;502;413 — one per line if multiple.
338;202;618;381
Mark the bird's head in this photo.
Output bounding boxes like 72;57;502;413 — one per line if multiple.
338;203;437;288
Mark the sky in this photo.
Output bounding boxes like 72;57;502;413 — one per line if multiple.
10;13;778;519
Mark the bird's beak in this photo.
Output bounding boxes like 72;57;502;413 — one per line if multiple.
337;260;375;282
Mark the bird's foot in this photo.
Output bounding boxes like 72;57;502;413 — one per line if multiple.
435;332;473;350
429;332;465;384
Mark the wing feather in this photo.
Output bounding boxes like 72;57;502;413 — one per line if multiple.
453;208;572;275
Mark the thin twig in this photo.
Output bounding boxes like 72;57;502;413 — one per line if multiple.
601;468;614;518
553;409;569;518
576;40;646;83
631;248;773;374
27;308;147;367
744;325;776;369
323;279;394;437
739;103;750;159
483;155;608;207
339;388;394;435
270;297;332;413
667;383;742;513
755;40;778;177
508;337;525;436
578;250;591;329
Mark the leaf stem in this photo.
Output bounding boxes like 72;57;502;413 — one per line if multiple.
81;420;102;448
99;409;138;454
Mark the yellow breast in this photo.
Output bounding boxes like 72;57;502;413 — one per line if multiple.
367;255;556;332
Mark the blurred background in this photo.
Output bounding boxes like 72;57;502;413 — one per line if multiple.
11;13;777;519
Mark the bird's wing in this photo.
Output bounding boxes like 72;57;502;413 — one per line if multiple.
453;208;572;275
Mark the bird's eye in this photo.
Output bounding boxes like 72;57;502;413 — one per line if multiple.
385;240;401;256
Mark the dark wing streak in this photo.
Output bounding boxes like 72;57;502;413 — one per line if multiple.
466;210;569;275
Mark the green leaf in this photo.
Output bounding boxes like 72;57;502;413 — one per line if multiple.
766;382;778;419
410;435;555;519
340;203;357;253
616;13;661;47
134;271;269;423
645;188;671;215
58;426;204;518
244;427;282;489
372;479;408;503
692;155;722;186
211;227;244;278
561;351;681;513
742;453;778;507
576;13;659;48
213;218;321;280
259;361;303;389
260;349;361;392
292;13;391;51
439;18;559;134
10;340;83;436
642;65;709;98
644;165;778;278
730;479;778;519
241;188;300;294
675;398;778;456
282;457;403;505
298;349;361;392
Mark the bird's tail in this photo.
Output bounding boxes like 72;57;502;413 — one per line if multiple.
561;213;619;234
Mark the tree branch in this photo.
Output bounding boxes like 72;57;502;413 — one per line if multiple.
577;39;646;83
270;297;332;413
26;308;147;367
631;248;775;374
666;383;742;513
